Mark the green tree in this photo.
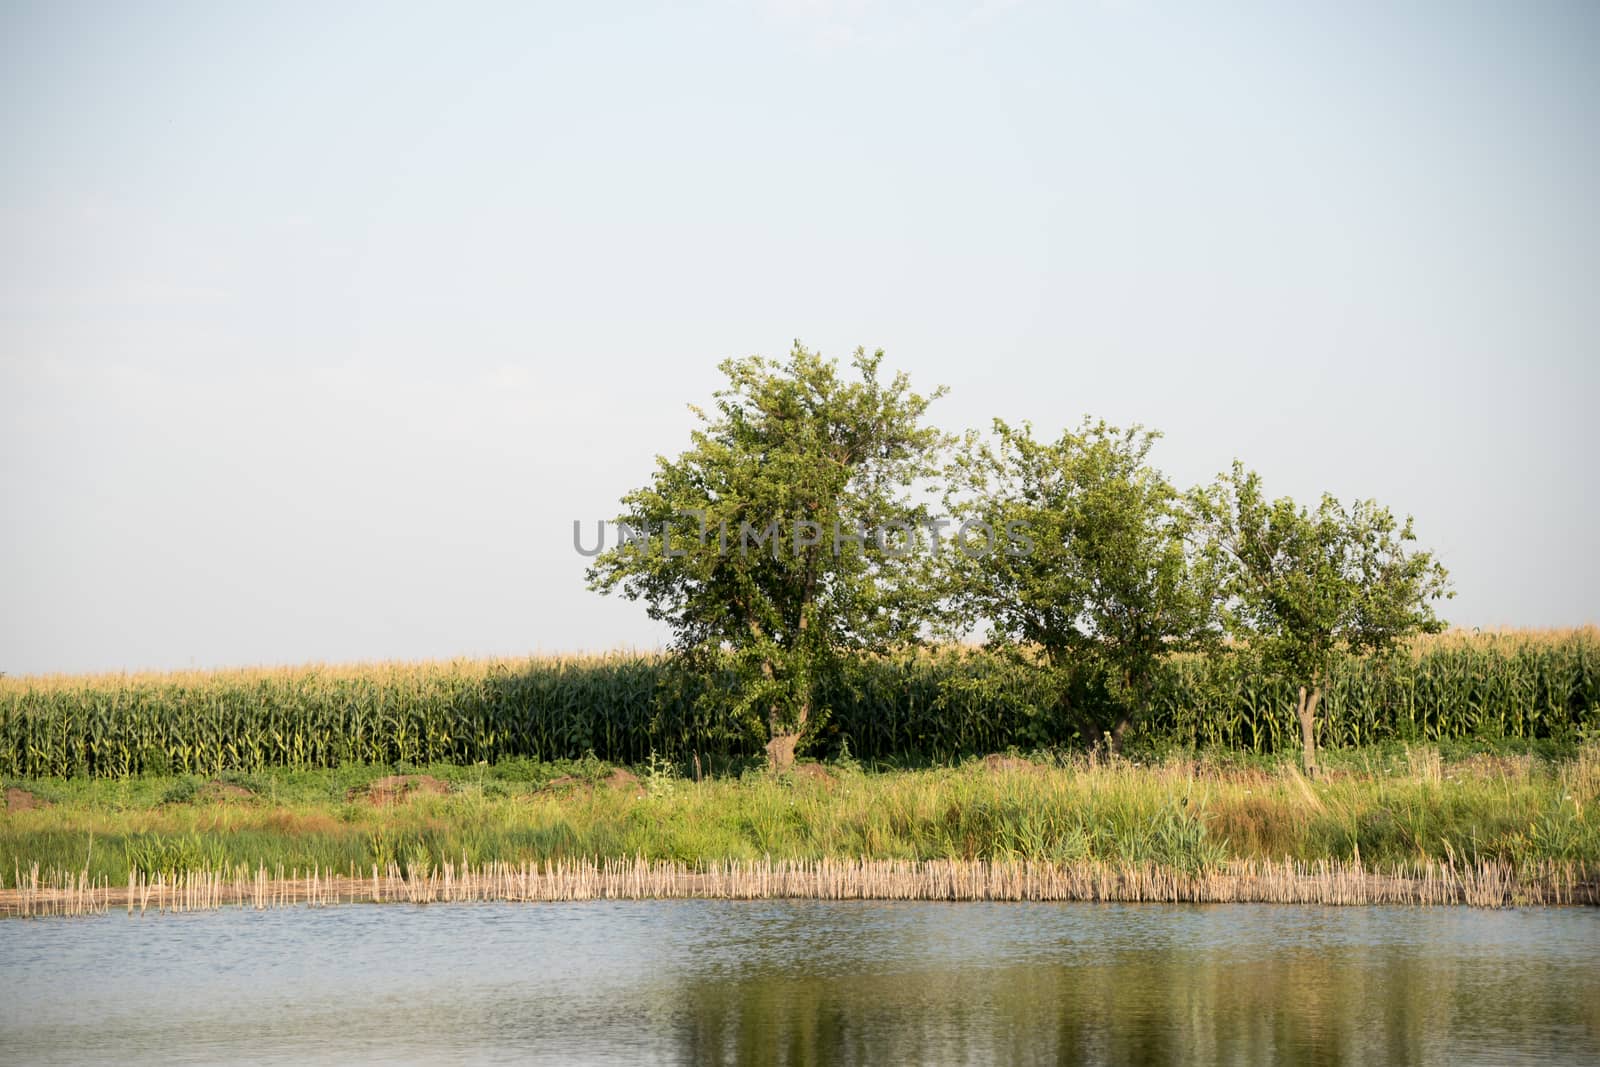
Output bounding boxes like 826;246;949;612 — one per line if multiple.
945;419;1218;753
586;344;949;769
1193;463;1453;775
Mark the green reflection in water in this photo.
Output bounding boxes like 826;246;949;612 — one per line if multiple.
1;901;1595;1066
659;907;1596;1066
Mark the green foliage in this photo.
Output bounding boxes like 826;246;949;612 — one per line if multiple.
643;750;680;799
1;634;1597;778
365;825;436;875
833;735;861;775
586;343;950;758
945;419;1218;747
124;832;226;879
1193;462;1453;770
1194;462;1453;688
159;777;201;805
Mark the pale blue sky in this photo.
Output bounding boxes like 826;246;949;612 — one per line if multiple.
3;1;1595;674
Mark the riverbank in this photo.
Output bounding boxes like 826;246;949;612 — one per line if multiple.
4;743;1596;914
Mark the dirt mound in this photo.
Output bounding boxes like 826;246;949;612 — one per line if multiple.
1453;754;1534;780
1200;764;1273;786
5;787;48;811
789;762;834;785
536;769;643;797
604;768;644;797
201;779;255;802
980;754;1036;774
352;775;451;805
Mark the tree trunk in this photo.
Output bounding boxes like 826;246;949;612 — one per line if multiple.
1296;684;1322;778
1108;714;1133;756
765;697;808;772
1107;670;1146;757
764;729;799;771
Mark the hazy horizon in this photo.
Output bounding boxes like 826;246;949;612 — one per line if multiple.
4;2;1596;675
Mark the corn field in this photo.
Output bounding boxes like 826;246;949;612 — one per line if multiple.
2;631;1597;778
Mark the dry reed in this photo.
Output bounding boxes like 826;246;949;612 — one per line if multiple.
4;856;1593;919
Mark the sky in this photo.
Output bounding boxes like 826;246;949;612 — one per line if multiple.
2;1;1596;675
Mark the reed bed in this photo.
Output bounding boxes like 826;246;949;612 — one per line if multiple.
3;629;1597;777
5;855;1592;918
6;746;1596;890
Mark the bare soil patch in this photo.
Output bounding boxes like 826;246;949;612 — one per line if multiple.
350;775;451;805
980;754;1037;774
536;769;643;798
5;787;48;812
604;768;644;797
789;762;835;786
1453;754;1534;780
201;780;255;802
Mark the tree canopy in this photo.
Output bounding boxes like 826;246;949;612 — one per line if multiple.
589;350;1454;769
945;418;1217;750
1193;462;1453;773
586;344;949;767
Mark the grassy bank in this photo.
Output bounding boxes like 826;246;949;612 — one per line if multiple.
5;743;1595;902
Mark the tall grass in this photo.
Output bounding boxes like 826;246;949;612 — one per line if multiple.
4;747;1596;885
3;630;1597;778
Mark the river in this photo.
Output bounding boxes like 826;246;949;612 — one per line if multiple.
2;901;1596;1064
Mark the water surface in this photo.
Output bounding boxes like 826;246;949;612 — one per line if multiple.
2;901;1596;1065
